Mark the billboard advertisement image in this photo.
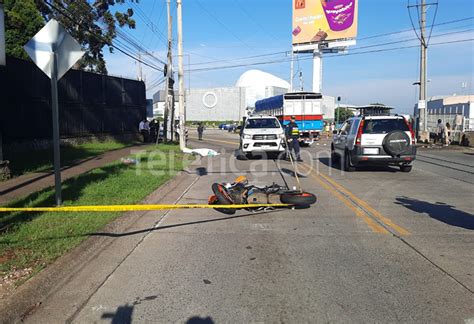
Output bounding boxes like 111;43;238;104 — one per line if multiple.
292;0;358;45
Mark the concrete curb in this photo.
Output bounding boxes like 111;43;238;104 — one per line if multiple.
0;155;204;323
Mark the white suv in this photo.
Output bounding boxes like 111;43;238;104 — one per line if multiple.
240;116;286;157
331;115;416;172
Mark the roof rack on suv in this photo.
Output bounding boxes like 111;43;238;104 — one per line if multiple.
355;104;393;116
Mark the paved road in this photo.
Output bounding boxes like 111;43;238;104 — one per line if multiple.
24;130;474;323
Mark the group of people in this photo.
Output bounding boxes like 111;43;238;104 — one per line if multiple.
435;119;451;146
139;119;160;143
324;122;337;134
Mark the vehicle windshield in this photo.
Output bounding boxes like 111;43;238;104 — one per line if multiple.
245;118;281;129
362;119;409;134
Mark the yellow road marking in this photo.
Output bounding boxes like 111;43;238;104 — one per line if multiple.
0;203;290;213
316;172;410;236
298;164;389;234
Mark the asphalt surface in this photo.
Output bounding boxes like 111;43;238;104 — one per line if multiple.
23;130;473;323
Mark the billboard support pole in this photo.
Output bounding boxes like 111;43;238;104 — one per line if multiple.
312;47;323;94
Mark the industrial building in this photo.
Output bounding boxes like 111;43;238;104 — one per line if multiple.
415;95;474;132
152;69;337;122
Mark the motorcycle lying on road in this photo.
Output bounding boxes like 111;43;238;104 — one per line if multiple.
208;176;317;215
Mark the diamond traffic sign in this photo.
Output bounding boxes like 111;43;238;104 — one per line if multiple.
24;19;84;80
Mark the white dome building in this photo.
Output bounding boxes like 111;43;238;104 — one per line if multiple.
236;70;290;108
160;70;291;122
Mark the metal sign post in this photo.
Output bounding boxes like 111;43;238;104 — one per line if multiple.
50;51;62;205
24;19;84;206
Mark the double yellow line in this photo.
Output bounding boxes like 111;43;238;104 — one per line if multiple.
187;136;409;235
299;163;410;236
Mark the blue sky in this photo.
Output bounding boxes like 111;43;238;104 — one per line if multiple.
105;0;474;114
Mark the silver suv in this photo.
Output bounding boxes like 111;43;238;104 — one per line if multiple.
331;115;416;172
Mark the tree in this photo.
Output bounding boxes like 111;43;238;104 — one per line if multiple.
36;0;137;74
5;0;137;74
4;0;45;60
335;108;354;123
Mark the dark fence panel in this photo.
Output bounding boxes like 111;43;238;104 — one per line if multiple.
0;56;146;143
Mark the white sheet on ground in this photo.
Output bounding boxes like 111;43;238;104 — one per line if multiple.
183;148;220;157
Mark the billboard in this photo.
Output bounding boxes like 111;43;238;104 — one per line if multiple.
292;0;358;45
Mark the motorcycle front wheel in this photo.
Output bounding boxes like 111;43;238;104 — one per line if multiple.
280;192;317;206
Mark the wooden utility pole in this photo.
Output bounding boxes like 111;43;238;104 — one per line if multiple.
177;0;185;150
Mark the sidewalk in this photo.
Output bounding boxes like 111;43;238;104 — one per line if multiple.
0;144;149;205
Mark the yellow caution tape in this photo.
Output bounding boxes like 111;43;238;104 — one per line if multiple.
0;203;291;213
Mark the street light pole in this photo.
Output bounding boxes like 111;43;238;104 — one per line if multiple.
177;0;186;150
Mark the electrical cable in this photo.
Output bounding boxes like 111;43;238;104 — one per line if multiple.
194;0;253;50
42;0;164;72
185;38;474;73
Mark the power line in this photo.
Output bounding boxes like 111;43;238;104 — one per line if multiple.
185;38;474;73
188;51;288;66
359;16;473;41
185;27;474;70
126;0;169;46
183;16;474;69
194;0;253;50
349;28;474;51
232;0;280;41
115;29;167;65
42;0;164;72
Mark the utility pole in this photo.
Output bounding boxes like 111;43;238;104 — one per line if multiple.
299;70;303;91
137;52;143;81
177;0;186;150
419;0;428;135
162;0;173;143
290;50;294;92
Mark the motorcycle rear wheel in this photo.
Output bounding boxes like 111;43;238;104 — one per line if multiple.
211;183;237;215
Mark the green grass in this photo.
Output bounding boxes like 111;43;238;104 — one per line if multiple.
0;144;193;280
5;140;137;177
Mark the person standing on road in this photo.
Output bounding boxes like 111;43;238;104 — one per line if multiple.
139;119;150;143
286;116;303;162
197;122;205;140
444;122;451;146
435;119;445;145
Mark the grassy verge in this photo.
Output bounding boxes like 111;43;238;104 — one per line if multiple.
0;144;193;284
5;140;138;178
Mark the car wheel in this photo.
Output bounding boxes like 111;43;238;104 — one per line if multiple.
331;147;340;164
400;165;412;172
344;151;356;172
